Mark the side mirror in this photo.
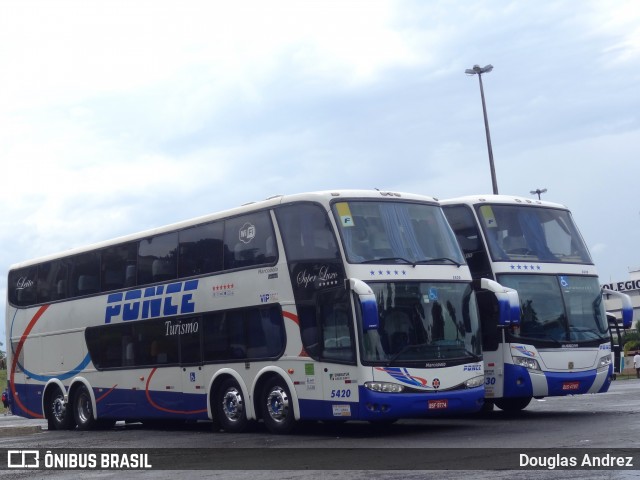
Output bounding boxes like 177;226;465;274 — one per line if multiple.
602;288;633;329
348;278;379;330
477;278;521;327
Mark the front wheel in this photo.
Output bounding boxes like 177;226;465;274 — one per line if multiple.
48;386;75;430
493;396;531;412
73;385;96;431
262;377;296;435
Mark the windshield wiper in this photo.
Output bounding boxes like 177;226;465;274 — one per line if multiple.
386;343;479;366
463;349;482;362
362;257;463;268
414;257;462;268
361;257;416;266
386;343;428;366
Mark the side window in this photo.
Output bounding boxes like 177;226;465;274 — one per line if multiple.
223;211;277;270
276;203;339;261
202;306;285;362
179;221;224;278
133;319;179;366
176;317;202;365
138;232;178;285
86;323;130;369
8;267;37;307
202;312;230;361
443;205;492;280
86;318;182;369
101;242;138;292
69;252;100;297
37;260;68;303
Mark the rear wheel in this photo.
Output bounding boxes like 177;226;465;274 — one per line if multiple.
494;396;531;412
73;385;96;431
216;378;249;433
48;385;75;430
262;377;296;435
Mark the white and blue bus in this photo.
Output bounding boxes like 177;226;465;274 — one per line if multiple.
6;190;519;433
442;195;632;412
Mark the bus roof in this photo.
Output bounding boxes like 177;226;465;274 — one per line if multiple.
440;194;568;210
9;189;438;270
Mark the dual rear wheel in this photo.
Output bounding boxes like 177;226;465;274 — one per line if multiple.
47;384;113;431
214;376;296;435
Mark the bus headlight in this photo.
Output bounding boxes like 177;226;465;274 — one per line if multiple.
464;375;485;389
513;356;541;371
599;354;612;369
364;382;405;393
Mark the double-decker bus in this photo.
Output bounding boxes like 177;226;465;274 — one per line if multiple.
442;195;632;412
6;190;519;434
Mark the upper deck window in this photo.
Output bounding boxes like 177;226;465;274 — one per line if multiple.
333;200;464;266
223;211;277;270
276;203;339;262
475;204;592;264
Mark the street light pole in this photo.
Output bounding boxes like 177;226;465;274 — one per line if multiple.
465;64;498;195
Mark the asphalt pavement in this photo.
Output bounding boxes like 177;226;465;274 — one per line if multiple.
0;412;46;436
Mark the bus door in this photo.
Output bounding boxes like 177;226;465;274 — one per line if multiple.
299;288;359;419
318;294;359;416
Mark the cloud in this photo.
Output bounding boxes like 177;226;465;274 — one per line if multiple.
1;0;640;341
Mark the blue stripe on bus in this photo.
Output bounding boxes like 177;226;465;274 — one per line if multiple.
503;363;601;398
18;353;92;383
544;369;597;396
298;386;484;421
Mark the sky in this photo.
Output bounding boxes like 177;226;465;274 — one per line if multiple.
1;0;639;343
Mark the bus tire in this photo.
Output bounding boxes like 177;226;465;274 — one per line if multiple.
480;399;495;413
47;385;75;431
73;385;96;431
262;377;296;435
216;378;249;433
494;396;531;412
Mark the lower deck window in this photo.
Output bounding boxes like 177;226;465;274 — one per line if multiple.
85;305;285;369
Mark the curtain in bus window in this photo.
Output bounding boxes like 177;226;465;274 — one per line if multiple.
518;211;556;261
379;204;425;260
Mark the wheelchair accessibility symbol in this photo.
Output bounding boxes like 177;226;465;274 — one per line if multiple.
560;276;569;288
190;372;196;382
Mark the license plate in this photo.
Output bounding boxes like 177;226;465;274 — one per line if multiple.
428;399;448;410
562;381;580;391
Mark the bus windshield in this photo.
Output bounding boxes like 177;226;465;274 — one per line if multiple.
333;201;464;266
359;282;481;365
497;274;609;344
475;204;592;264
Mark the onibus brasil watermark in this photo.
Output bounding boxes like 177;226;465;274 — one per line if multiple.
7;450;151;470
